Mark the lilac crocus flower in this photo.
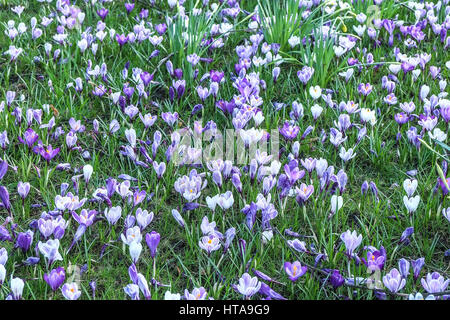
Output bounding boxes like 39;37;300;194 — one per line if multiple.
72;209;96;227
398;258;410;278
199;234;221;255
61;282;81;300
18;128;39;149
236;273;261;298
383;268;406;293
284;261;307;281
297;66;314;84
421;272;449;293
161;112;178;126
145;231;160;259
104;206;122;225
38;239;63;266
279;121;299;140
184;287;208;300
133;190;146;207
340;230;362;256
44;267;65;291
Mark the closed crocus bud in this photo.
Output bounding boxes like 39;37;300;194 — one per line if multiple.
17;181;30;200
83;164;93;185
0;264;5;285
411;257;425;282
398;258;410;278
10;277;25;300
361;181;369;195
92;119;99;133
0;186;11;216
15;230;34;252
272;67;280;83
129;241;142;264
145;231;160;259
171;209;184;228
212;170;222;188
231;173;242;193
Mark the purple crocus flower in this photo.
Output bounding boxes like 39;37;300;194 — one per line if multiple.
44;267;65;291
328;269;345;289
133;190;146;207
116;34;128;47
0;160;7;180
15;230;33;252
18;128;39;149
97;8;109;21
362;246;386;271
398;258;410;278
145;231;160;259
124;2;135;14
284;261;307;281
279;121;299;140
38;145;60;163
0;186;11;216
340;230;362;257
411;258;425;282
161;112;178;126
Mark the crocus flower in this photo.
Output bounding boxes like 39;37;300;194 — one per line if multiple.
10;277;24;300
184;287;208;300
17;181;30;200
199;234;221;255
145;231;160;259
104;206;122;225
38;239;63;266
403;195;420;214
421;272;449;293
15;230;33;253
408;292;435;300
83;165;93;185
97;8;109;21
279;121;299;140
340;230;362;256
236;273;261;298
129;241;142;264
44;267;65;291
164;291;181;300
38;144;60;163
383;268;406;293
0;265;5;285
61;282;81;300
0;186;11;215
0;247;7;265
403;179;418;197
398;258;410;278
124;284;140;300
284;261;307;281
362;246;386;271
411;258;425;282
